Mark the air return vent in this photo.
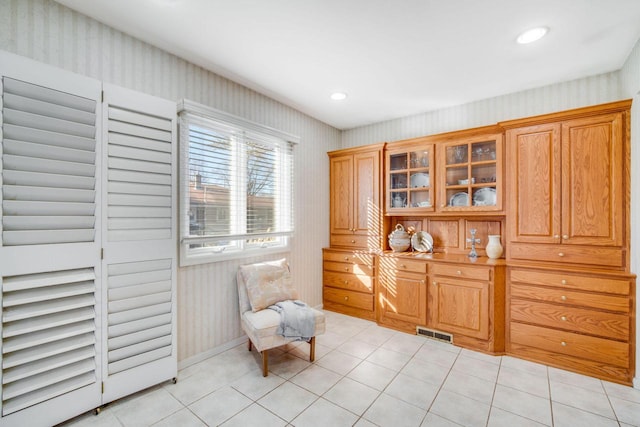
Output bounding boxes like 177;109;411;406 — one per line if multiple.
416;326;453;344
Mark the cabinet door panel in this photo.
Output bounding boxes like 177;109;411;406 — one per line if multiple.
431;278;489;339
329;155;353;235
353;151;380;234
379;274;427;325
506;123;561;244
561;114;623;246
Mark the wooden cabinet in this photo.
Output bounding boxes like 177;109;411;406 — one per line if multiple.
329;144;384;250
505;102;630;268
428;260;505;353
385;139;435;214
377;255;428;333
322;248;376;320
436;132;503;213
507;267;635;385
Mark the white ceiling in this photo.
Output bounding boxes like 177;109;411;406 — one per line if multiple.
55;0;640;130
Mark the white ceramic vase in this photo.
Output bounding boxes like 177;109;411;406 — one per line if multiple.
485;235;503;259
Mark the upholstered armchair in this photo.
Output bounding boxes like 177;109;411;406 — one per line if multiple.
237;259;326;376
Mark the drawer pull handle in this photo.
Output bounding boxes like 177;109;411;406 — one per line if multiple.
345;267;349;271
344;257;350;261
344;280;349;285
456;270;462;275
561;341;567;346
561;295;567;301
344;296;349;301
433;281;437;286
562;235;569;240
351;240;356;243
400;264;406;268
561;316;567;321
554;234;560;239
558;252;564;257
561;279;567;285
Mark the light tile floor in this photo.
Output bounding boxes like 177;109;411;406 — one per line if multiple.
62;311;640;427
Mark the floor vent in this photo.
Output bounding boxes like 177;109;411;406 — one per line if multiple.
416;326;453;344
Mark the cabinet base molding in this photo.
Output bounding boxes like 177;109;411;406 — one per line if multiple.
507;342;633;386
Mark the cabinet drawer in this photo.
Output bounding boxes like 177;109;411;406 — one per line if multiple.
324;287;374;311
510;284;630;313
324;261;373;276
323;250;374;265
378;257;427;274
510;299;629;341
509;243;624;268
330;234;373;249
323;271;373;293
509;269;630;295
510;322;629;368
431;263;490;281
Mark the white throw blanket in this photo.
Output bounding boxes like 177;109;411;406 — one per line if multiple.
268;300;316;341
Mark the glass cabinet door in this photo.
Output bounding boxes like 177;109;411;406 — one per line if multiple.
386;145;434;213
439;136;502;211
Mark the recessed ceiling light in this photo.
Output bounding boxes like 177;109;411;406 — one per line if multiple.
330;92;348;101
517;27;549;44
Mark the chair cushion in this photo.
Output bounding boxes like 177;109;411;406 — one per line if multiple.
238;259;299;312
241;306;326;352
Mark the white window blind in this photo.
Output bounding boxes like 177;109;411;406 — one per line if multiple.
178;102;297;264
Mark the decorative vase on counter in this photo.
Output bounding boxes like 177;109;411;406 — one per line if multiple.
388;224;411;252
485;235;503;259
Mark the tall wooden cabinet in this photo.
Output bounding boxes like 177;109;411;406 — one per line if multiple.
503;101;635;385
324;144;385;319
329;144;384;250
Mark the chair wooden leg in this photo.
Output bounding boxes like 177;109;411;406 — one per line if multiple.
309;336;316;362
261;350;269;377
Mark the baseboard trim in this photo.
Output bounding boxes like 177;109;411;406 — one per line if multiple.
634;376;639;390
177;335;248;371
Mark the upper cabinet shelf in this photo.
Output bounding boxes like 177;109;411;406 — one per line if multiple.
385;128;504;215
386;142;435;213
437;134;503;212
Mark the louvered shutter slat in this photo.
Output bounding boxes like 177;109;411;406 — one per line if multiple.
2;333;95;369
3;359;95;400
4;186;95;203
108;120;171;142
4;78;96;112
3;307;95;338
108;280;171;300
108;169;171;186
107;324;172;351
3;170;96;190
3;200;95;216
2;268;95;292
108;302;172;326
4;109;95;139
4;139;95;163
2;320;95;353
108;268;171;289
109;132;171;153
108;313;172;338
4;93;95;125
108;291;171;313
3;346;95;385
4;155;96;177
3;230;96;246
108;182;171;196
3;280;94;307
108;206;171;218
3;216;96;231
107;218;171;231
108;347;172;375
3;124;96;152
109;144;171;164
2;372;95;416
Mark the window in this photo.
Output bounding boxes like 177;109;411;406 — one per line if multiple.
178;101;297;265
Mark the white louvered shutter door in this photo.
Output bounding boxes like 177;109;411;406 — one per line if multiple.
0;52;103;427
101;84;177;403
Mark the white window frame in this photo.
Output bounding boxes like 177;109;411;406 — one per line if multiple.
177;100;299;266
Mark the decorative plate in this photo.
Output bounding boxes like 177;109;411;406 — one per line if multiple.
473;187;497;206
411;231;433;252
449;192;469;207
410;172;430;188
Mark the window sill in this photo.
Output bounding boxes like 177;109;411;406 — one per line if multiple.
179;245;291;267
